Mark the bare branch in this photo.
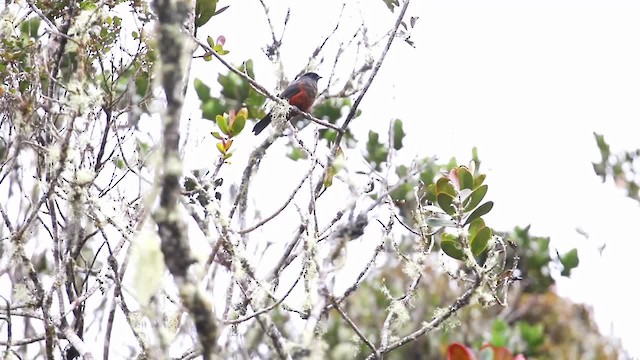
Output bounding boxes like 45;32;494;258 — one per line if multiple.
333;303;378;358
238;158;317;234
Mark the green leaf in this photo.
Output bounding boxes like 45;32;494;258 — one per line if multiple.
245;60;256;79
214;5;229;15
435;177;456;197
324;165;337;188
137;140;150;157
0;140;6;162
195;0;219;27
463;201;493;226
201;98;224;120
392;119;405;150
114;157;125;169
214;44;229;55
446;156;458;170
313;98;347;123
424;216;456;228
419;165;437;185
184;177;197;191
19;80;29;93
366;131;388;171
382;0;400;12
474;174;486;188
194;78;211;101
437;193;455;216
458;167;474;190
470;227;492;256
560;248;579;276
20;18;41;38
211;132;223;140
491;319;510;347
287;147;308;161
468;217;485;238
207;35;216;49
463;185;488;212
216;142;226;154
79;0;98;10
390;182;412;202
396;164;409;177
216;114;230;135
519;322;545;350
593;132;610;160
231;113;246;135
441;233;464;260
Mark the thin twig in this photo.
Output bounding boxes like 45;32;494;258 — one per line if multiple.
333;303;378;358
223;270;303;325
314;0;412;198
238;159;317;234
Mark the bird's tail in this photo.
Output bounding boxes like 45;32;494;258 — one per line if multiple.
252;113;272;135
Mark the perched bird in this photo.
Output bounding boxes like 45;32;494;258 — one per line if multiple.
252;72;321;135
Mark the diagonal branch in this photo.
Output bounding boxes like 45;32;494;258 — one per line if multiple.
366;279;481;359
190;36;342;132
314;0;411;197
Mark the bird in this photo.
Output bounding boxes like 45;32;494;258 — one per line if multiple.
252;72;322;135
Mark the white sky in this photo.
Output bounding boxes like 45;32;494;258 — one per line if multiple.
184;0;640;357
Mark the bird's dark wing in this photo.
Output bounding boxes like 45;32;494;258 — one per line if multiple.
279;81;301;100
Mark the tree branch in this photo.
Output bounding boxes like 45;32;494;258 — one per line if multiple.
152;0;217;358
191;36;342;132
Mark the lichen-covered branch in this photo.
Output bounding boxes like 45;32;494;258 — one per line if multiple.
151;0;217;358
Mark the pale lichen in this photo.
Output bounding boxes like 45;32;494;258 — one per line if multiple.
130;230;166;306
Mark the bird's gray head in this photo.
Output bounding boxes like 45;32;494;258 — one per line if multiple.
300;72;322;82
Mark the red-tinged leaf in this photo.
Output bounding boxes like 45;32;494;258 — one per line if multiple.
223;139;233;151
447;342;475;360
513;355;527;360
449;168;460;190
216;35;225;46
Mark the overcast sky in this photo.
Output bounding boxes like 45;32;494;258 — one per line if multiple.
182;0;640;356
